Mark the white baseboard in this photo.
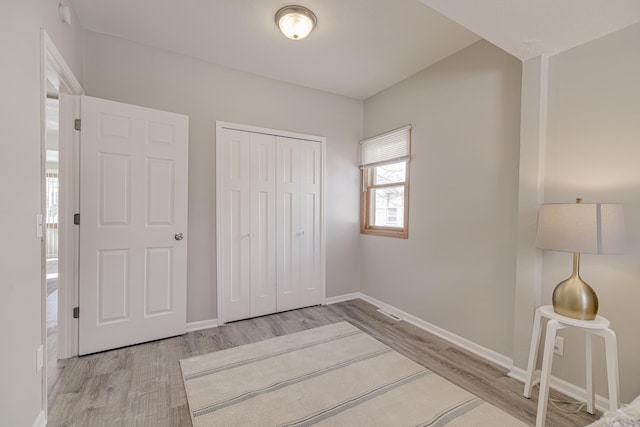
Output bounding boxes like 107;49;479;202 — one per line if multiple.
509;366;611;412
32;410;46;427
308;291;612;411
508;366;536;385
186;318;218;333
326;292;514;370
324;293;361;305
361;293;612;410
356;293;514;370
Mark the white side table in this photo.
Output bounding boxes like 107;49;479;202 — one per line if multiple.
523;305;620;427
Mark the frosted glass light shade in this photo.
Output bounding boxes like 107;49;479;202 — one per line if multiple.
275;6;317;40
536;203;626;254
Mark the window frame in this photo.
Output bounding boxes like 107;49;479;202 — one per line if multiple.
360;160;410;239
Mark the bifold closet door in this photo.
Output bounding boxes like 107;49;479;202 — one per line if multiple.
249;133;277;317
219;129;276;322
276;137;322;311
219;129;251;322
298;139;322;308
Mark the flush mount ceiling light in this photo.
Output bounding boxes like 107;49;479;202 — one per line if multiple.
275;5;317;40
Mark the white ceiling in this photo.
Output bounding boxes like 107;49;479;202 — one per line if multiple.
420;0;640;60
69;0;480;100
69;0;640;100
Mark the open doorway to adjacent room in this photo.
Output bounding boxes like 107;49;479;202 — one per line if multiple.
41;30;83;416
45;92;61;397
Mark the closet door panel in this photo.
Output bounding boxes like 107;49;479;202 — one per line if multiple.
217;122;325;324
220;129;251;322
276;137;301;311
250;133;277;317
299;141;323;307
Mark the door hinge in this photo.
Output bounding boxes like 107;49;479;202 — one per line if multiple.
73;307;79;319
74;119;81;131
74;213;80;225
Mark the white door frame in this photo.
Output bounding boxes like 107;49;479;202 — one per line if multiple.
40;29;83;416
215;121;327;324
56;92;81;359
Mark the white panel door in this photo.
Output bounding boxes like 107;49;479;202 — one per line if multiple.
79;96;188;355
276;137;302;311
219;129;277;322
276;137;323;311
217;122;324;324
219;128;252;322
250;133;277;317
298;140;323;307
276;137;301;311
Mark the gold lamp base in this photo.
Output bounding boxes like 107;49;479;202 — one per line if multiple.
552;253;598;320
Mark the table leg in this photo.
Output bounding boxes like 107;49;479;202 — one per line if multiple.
600;328;620;411
586;333;594;414
536;319;562;427
524;308;543;398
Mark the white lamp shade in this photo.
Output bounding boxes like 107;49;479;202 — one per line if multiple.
536;203;626;254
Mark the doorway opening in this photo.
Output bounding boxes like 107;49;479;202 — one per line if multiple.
45;93;61;398
41;30;83;416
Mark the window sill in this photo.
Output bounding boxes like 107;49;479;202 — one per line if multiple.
361;227;408;239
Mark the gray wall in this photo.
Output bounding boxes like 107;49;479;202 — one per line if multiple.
542;22;640;403
0;1;84;425
82;31;363;323
361;40;522;356
6;6;639;424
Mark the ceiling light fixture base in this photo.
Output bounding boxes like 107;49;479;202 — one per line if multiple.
275;5;317;41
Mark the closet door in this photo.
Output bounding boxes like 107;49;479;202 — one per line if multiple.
276;137;323;311
249;133;277;317
217;122;324;324
298;140;323;307
219;129;251;322
219;128;277;322
276;137;301;311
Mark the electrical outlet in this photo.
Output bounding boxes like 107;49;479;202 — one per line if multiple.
36;345;44;372
554;336;564;356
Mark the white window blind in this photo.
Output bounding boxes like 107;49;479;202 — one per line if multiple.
359;125;411;169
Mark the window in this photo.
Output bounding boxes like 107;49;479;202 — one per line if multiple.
360;126;410;238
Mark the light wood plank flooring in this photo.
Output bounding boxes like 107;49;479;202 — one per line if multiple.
48;299;599;426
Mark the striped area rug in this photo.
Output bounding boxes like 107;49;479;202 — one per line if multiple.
180;322;526;426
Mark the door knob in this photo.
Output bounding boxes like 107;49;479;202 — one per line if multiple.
174;233;184;241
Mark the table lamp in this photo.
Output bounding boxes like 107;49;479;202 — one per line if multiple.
536;198;626;320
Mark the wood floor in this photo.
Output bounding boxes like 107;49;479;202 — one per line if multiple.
48;299;599;426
